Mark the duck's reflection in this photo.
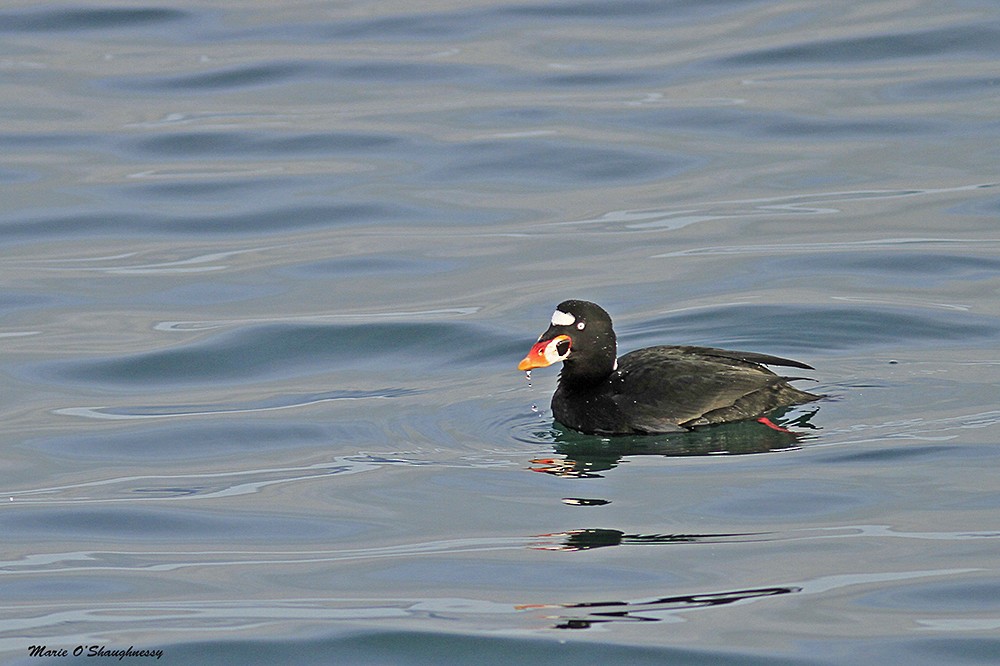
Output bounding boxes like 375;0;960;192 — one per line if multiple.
530;407;819;477
516;410;817;631
518;586;801;629
533;528;765;552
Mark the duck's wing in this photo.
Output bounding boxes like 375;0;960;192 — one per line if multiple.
690;346;814;371
609;346;817;433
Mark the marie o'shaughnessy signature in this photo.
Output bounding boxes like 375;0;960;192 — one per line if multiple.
27;645;164;660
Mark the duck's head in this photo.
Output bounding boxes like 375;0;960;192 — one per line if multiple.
518;299;618;382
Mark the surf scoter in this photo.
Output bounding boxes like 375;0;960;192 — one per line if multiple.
518;300;820;435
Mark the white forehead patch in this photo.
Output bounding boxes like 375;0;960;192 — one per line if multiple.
551;310;575;326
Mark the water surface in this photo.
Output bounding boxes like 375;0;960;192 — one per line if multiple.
2;1;1000;664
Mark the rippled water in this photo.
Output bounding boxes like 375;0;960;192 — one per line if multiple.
3;2;1000;664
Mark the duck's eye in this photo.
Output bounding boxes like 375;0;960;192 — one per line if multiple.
556;338;571;356
576;321;586;330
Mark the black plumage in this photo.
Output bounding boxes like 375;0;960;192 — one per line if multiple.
518;300;820;435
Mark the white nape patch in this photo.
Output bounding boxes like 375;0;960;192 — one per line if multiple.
551;310;575;326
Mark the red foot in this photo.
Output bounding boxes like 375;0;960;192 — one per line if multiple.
757;416;792;433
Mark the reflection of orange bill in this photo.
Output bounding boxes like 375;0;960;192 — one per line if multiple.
513;603;561;610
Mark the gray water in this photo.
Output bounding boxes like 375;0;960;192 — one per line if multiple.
2;2;1000;664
